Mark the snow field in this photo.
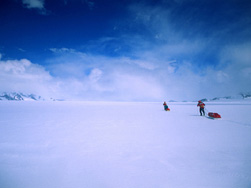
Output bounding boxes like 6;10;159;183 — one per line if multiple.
0;101;251;188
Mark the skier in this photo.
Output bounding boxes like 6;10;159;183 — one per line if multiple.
163;101;169;111
197;100;205;116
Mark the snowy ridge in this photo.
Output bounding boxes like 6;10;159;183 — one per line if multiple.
1;92;251;102
0;92;44;101
0;92;65;101
198;95;251;103
187;93;251;103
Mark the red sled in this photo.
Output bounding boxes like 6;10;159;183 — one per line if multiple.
165;108;170;111
208;112;221;119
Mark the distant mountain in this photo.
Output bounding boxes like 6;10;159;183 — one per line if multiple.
1;92;251;102
168;93;251;103
210;96;232;101
200;93;251;102
0;92;65;101
239;92;251;99
0;92;44;101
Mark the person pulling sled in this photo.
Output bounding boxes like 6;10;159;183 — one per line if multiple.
197;100;205;116
163;101;170;111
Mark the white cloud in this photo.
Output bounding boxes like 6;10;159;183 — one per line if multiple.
46;46;251;101
112;73;165;101
0;59;54;97
89;68;102;83
117;1;251;100
220;43;251;67
44;48;169;101
1;42;251;101
22;0;44;9
0;59;47;78
0;54;164;101
216;43;251;94
50;48;77;54
22;0;49;15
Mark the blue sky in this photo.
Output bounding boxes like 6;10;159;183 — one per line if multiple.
0;0;251;101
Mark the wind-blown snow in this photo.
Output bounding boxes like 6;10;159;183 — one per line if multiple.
0;101;251;188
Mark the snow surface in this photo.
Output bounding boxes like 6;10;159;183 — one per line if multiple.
0;101;251;188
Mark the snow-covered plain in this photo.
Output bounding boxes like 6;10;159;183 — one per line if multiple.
0;101;251;188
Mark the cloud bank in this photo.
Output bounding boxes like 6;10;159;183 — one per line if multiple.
0;58;54;98
1;43;250;101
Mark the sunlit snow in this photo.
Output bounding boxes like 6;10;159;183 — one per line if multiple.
0;101;251;188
